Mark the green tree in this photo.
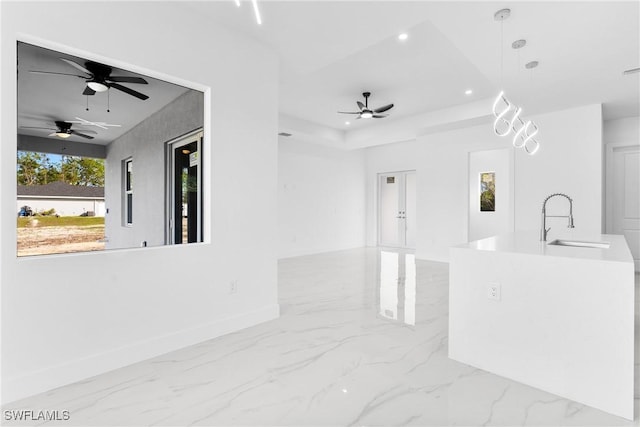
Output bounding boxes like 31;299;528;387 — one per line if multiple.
17;151;104;187
61;156;104;186
17;151;51;185
78;157;104;186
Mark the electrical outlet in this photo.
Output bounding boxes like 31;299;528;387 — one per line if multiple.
230;280;238;294
487;283;501;301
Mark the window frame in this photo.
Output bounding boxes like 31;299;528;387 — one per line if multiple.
123;157;133;227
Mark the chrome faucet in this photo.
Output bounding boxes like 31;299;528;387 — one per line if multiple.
541;193;575;241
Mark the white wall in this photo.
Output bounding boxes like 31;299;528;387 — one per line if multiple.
1;2;279;403
468;149;513;242
278;138;366;258
365;104;603;261
603;116;639;144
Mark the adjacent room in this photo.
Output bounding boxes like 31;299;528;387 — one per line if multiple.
1;1;638;426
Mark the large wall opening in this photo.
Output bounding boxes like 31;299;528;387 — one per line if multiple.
17;41;205;256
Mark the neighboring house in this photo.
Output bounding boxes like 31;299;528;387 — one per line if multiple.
17;181;105;217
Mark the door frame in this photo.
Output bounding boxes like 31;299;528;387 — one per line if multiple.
166;128;204;244
377;170;416;249
605;141;640;233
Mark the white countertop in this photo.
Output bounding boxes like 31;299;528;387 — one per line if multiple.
454;231;634;263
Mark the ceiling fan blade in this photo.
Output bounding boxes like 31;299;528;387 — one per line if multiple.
29;70;86;79
83;86;96;96
68;117;121;128
108;83;149;100
337;111;361;114
73;129;97;134
356;101;365;111
68;121;105;130
60;58;92;76
373;103;394;113
70;130;94;139
107;76;148;84
20;126;56;131
372;114;388;118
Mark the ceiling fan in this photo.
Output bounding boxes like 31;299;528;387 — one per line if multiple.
20;121;97;140
30;58;149;100
338;92;394;119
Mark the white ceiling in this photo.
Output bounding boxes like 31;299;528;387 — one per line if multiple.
190;1;639;134
18;1;639;149
18;42;189;146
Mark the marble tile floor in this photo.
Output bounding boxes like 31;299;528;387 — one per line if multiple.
3;247;639;426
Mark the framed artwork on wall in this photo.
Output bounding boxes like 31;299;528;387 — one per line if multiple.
480;172;495;212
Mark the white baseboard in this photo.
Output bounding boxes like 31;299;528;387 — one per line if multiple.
2;304;280;405
278;244;365;260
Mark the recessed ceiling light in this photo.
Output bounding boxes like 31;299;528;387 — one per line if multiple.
345;121;350;125
398;33;408;41
465;89;473;95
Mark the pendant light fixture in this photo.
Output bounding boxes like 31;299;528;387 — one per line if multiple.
491;8;540;155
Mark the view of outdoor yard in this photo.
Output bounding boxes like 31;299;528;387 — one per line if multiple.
17;151;106;257
17;216;105;256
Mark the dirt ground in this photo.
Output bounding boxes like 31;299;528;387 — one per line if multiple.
17;225;105;257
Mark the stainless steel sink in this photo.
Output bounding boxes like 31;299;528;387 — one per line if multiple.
547;239;610;249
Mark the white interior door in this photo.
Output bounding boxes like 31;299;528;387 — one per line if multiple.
607;144;640;271
378;171;416;248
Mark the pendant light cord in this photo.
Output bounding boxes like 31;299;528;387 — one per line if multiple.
500;19;504;89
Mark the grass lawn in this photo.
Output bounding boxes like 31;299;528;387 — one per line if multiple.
17;216;105;228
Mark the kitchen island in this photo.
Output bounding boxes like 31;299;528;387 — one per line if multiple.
449;231;635;420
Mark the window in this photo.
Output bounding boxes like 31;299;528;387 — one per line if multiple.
124;158;133;226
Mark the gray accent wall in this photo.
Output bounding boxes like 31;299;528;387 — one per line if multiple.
105;90;204;249
18;134;107;158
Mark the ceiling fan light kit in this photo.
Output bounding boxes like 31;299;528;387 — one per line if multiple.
491;7;540;155
87;80;109;92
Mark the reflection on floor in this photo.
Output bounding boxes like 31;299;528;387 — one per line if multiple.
3;248;638;426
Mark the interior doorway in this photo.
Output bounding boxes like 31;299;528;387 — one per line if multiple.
167;129;203;244
606;143;640;271
378;171;416;248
